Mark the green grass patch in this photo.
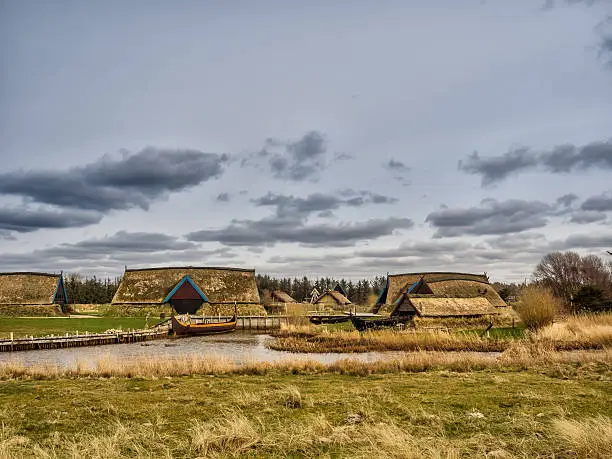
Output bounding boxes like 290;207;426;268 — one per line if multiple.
0;317;149;338
0;370;610;457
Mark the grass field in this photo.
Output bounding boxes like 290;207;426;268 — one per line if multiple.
0;367;610;457
0;317;150;339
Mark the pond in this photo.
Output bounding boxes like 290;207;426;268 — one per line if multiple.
0;332;423;369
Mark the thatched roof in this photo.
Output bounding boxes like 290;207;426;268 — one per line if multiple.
315;289;352;305
271;290;296;303
407;297;498;317
0;272;63;305
112;267;260;304
425;279;506;308
386;272;490;305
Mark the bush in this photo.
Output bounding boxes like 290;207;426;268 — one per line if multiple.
515;287;559;331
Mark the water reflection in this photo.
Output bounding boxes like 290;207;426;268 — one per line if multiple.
0;332;412;369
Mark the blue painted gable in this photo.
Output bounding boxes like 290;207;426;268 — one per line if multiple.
163;275;209;303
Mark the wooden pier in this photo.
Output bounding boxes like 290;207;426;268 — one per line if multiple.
0;329;168;352
0;316;292;352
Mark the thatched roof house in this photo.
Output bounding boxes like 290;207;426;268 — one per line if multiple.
0;272;68;306
271;290;296;303
112;266;260;314
315;289;352;309
373;272;506;317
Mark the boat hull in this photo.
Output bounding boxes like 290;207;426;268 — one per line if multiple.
171;315;237;336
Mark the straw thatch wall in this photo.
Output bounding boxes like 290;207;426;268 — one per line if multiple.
0;304;64;317
112;267;260;305
406;297;498;317
385;272;489;305
271;291;296;303
316;290;351;305
0;273;61;305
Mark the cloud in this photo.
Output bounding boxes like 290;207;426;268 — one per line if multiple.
0;147;228;212
187;217;414;247
383;159;410;172
581;191;612;211
569;210;608;224
458;139;612;185
241;131;329;181
252;190;398;218
216;193;231;202
425;198;553;237
556;193;579;207
0;206;103;233
458;148;538;186
188;188;408;247
0;231;236;274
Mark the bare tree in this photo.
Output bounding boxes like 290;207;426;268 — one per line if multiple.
534;251;612;305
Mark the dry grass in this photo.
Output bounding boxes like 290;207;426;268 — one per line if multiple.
532;313;612;349
0;346;610;380
552;416;612;459
272;313;612;353
271;327;509;353
2;409;610;458
515;286;559;330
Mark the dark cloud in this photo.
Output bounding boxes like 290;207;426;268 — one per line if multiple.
0;207;102;233
569;210;608;224
0;231;235;274
0;147;228;212
187;217;413;247
458;148;538;186
241;131;329;181
51;231;198;256
383;159;410;172
458;140;612;185
581;192;612;211
188;188;407;247
541;141;612;172
252;190;398;218
425;198;553;237
600;35;612;64
216;193;231;202
556;193;579;207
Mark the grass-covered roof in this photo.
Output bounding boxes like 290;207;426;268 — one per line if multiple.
112;267;260;305
0;272;61;305
385;272;499;305
408;297;498;317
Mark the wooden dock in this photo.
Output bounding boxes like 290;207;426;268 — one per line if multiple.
0;329;169;352
0;315;292;352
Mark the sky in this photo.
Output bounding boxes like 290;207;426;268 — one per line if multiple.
0;0;611;282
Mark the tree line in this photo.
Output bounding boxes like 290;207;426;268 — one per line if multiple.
64;274;120;304
255;274;387;305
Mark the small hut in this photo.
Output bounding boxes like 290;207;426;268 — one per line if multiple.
271;290;296;304
112;266;263;315
314;289;352;311
0;272;68;313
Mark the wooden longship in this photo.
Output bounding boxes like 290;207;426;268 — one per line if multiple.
171;305;238;336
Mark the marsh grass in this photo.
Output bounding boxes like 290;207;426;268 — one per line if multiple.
270;313;612;353
515;286;559;330
1;346;610;380
552;416;612;459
